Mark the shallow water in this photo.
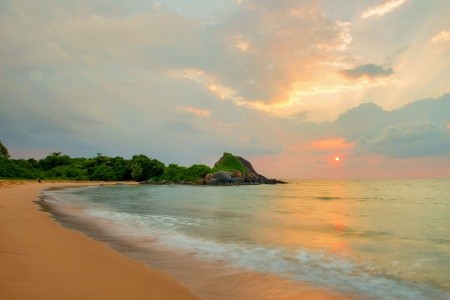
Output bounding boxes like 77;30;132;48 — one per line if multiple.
43;179;450;299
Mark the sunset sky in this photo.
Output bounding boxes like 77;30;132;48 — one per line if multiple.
1;0;449;178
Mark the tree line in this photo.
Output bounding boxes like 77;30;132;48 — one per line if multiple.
0;140;211;182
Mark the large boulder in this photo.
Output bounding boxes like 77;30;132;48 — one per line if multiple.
204;171;234;185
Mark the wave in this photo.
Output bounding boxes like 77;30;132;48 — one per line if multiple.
84;208;449;300
315;196;341;201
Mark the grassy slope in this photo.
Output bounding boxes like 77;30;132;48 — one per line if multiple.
212;153;248;175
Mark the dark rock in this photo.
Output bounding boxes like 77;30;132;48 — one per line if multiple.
204;171;234;185
236;156;259;177
234;177;245;184
213;171;233;183
235;156;285;184
139;180;153;185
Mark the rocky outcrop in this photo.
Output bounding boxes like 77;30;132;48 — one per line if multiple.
139;153;287;186
204;153;287;185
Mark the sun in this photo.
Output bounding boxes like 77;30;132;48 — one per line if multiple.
335;156;340;162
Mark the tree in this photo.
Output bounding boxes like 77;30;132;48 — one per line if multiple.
109;156;132;181
130;155;165;181
160;164;211;182
161;164;187;182
0;159;41;179
39;152;71;171
94;153;108;165
0;140;10;159
90;165;116;181
46;165;88;180
186;164;211;181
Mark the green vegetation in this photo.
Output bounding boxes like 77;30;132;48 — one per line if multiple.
130;155;165;182
159;164;211;182
0;140;213;182
212;152;248;175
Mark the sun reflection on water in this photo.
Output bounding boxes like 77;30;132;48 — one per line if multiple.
254;180;356;255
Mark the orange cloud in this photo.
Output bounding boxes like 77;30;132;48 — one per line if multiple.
171;68;239;102
233;36;250;51
361;0;409;19
184;106;210;117
311;138;354;150
432;30;450;43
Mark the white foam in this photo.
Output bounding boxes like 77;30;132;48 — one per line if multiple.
162;235;449;299
85;209;211;233
83;207;449;300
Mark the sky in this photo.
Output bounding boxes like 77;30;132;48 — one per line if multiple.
1;0;449;179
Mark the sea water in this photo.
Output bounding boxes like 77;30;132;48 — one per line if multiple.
42;179;450;299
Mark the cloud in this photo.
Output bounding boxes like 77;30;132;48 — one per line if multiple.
287;111;309;122
250;93;450;178
0;0;358;111
334;102;389;139
311;138;354;151
1;0;449;178
0;0;289;160
361;0;409;19
340;64;394;79
333;93;450;157
183;106;210;118
198;0;355;104
363;123;450;157
432;30;450;43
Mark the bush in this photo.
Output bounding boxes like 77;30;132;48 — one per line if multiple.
0;159;41;179
46;165;89;180
160;163;211;182
186;164;211;180
39;152;71;171
160;164;187;182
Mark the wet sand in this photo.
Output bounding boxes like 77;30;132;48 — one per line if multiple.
0;181;198;300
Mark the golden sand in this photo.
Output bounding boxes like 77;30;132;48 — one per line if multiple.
0;181;198;300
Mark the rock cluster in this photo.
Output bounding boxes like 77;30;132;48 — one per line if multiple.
203;155;286;185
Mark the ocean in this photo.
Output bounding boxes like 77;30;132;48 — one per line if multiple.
42;179;450;299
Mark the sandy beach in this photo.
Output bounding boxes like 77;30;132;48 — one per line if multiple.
0;181;198;300
0;180;361;300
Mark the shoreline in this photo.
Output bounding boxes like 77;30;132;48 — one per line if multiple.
1;180;355;299
40;182;357;299
0;180;198;299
